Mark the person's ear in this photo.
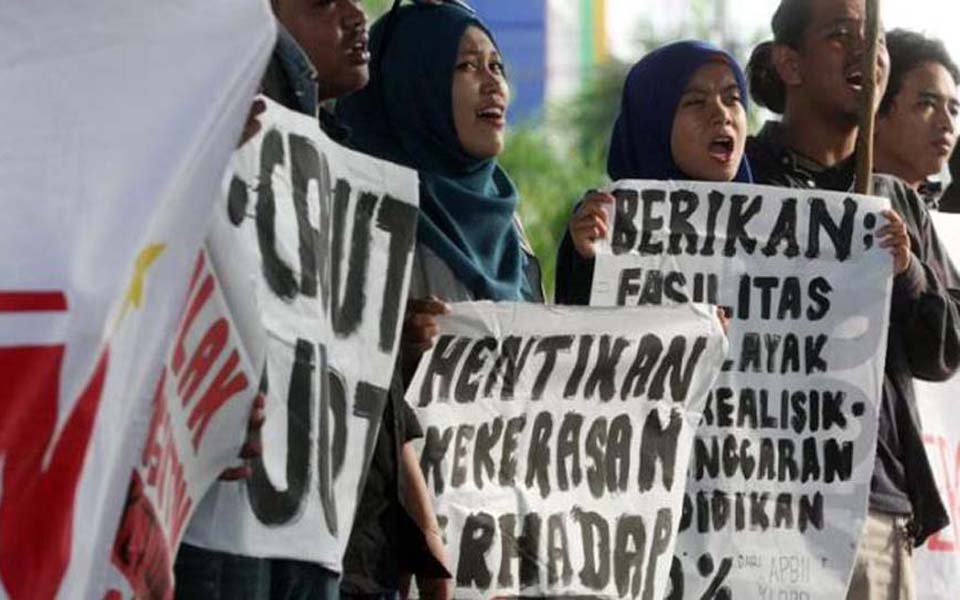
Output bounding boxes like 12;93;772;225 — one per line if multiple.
772;44;802;87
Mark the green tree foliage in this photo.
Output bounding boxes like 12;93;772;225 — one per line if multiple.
556;59;630;172
501;60;630;300
500;126;605;300
361;0;392;19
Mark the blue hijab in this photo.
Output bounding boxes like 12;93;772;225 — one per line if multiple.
337;4;524;301
607;40;753;182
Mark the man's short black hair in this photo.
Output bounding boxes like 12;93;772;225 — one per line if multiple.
880;29;960;116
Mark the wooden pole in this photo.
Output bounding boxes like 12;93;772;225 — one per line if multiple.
854;0;881;195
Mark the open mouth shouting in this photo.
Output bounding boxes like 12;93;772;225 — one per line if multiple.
708;135;736;164
476;103;506;128
845;69;864;91
844;64;885;93
345;32;370;65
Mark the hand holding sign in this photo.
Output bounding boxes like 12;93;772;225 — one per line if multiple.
218;392;266;481
879;209;913;275
569;191;614;259
402;296;452;384
238;98;266;148
716;306;731;335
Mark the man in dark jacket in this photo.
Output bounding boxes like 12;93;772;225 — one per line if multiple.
746;1;960;598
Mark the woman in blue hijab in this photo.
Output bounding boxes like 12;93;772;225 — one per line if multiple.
336;5;541;597
555;40;753;305
337;2;540;305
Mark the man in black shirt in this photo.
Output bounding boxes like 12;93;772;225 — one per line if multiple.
747;0;960;598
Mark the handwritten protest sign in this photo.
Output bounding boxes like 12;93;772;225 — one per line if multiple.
179;98;420;573
914;211;960;600
591;180;892;599
408;301;728;599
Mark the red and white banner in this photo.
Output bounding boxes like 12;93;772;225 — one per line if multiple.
0;2;274;599
915;211;960;600
104;250;264;599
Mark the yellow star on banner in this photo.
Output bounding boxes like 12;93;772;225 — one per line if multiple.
116;243;166;326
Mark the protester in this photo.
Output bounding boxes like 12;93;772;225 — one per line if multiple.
340;6;541;304
174;1;372;598
554;40;753;305
875;29;959;206
266;0;370;122
337;3;545;596
746;0;960;597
